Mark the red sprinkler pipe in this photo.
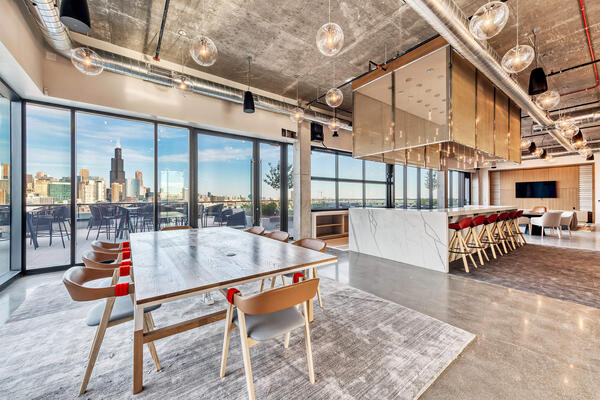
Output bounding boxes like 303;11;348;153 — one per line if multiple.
561;0;599;96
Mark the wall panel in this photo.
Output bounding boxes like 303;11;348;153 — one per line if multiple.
494;90;509;160
476;72;495;155
508;101;521;163
451;52;476;148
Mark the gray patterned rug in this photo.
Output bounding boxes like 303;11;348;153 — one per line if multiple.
0;278;474;399
450;244;600;309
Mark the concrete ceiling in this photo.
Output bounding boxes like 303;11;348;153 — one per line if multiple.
84;0;600;152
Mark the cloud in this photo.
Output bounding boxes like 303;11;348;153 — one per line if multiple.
198;146;251;162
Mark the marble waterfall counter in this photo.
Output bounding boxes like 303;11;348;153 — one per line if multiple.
348;206;517;273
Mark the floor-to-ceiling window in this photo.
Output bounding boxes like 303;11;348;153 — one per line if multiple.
394;164;405;208
197;133;253;229
448;170;470;207
395;165;442;209
420;168;431;209
75;112;154;261
260;142;283;232
0;95;10;277
25;104;71;269
449;170;459;207
158;125;189;229
311;148;388;210
406;167;418;208
286;145;294;238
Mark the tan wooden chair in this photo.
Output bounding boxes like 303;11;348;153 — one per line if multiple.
289;238;326;308
220;276;319;400
244;226;265;235
265;230;289;242
63;267;161;395
90;240;129;253
161;225;191;231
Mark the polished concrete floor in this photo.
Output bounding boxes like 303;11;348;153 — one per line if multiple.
525;226;600;251
2;246;599;398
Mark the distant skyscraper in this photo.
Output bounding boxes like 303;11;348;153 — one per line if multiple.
110;182;122;202
110;140;125;186
135;170;143;191
126;178;140;198
79;168;90;182
2;163;8;179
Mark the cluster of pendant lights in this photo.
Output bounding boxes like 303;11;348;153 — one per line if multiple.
469;0;580;160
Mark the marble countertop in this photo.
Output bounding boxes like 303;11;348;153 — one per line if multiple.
349;205;518;217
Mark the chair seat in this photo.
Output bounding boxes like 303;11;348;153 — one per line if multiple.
448;223;461;230
86;296;160;326
232;306;304;341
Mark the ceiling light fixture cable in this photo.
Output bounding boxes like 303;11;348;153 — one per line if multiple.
153;0;171;61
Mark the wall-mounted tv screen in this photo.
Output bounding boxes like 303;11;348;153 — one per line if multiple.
515;181;557;198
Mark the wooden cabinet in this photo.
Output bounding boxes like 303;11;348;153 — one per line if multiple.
311;211;349;240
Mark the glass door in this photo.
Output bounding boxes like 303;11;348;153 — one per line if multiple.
0;96;10;276
259;142;283;233
197;133;253;229
158;125;189;229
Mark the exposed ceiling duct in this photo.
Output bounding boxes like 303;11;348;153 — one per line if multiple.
23;0;352;131
532;111;600;133
403;0;579;155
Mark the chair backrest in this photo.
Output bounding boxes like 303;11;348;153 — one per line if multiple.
91;240;122;254
486;213;498;224
531;206;547;213
456;217;472;229
82;250;119;265
227;211;247;227
161;225;191;231
266;230;290;242
292;238;326;252
63;267;132;302
560;211;574;224
516;210;524;217
540;211;563;226
232;278;319;315
471;215;486;226
245;226;265;235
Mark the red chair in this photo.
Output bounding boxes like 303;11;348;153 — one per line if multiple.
448;217;477;272
464;215;489;266
478;213;502;259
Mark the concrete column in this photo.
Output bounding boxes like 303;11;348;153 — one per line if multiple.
293;121;312;239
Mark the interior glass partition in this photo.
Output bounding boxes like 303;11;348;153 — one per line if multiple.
197;133;253;229
25;104;71;269
75;112;155;261
0;96;10;277
158;125;189;229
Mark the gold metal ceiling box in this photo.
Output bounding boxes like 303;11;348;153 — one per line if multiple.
352;39;521;170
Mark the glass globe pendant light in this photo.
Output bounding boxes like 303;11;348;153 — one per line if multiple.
71;47;104;76
316;0;344;56
469;1;510;40
329;108;340;134
290;80;305;123
325;63;343;108
535;90;560;110
501;0;534;74
190;0;218;67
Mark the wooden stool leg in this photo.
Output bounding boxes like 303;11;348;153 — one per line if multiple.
220;304;234;378
488;225;502;256
496;223;508;253
237;312;256;400
469;227;484;266
474;227;489;263
456;231;470;273
459;230;478;270
448;231;459;262
79;297;115;395
259;279;265;292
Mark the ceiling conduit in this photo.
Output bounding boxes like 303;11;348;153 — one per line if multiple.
24;0;352;131
403;0;579;155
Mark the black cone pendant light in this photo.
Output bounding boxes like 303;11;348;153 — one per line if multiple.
59;0;91;34
528;67;548;95
528;32;548;95
243;56;255;113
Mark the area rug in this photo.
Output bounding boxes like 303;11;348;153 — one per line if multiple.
0;278;474;399
451;244;600;309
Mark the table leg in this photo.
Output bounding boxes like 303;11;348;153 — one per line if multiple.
133;304;144;394
307;268;314;323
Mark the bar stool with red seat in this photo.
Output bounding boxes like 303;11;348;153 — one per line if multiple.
448;216;477;272
503;211;519;250
493;212;512;253
465;215;490;266
511;210;527;246
478;213;502;259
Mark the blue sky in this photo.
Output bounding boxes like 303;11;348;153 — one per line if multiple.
0;98;10;165
25;104;289;200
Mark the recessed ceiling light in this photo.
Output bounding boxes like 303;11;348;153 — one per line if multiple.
425;89;432;93
417;100;422;103
432;107;438;110
434;93;440;97
424;103;430;107
398;90;404;94
408;95;413;99
178;29;187;36
440;111;444;114
416;83;422;87
437;75;444;79
405;77;412;82
427;68;434;73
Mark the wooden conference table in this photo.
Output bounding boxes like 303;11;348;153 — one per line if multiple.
129;227;338;394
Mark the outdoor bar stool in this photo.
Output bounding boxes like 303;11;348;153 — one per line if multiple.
493;213;512;253
512;210;527;245
448;216;477;273
478;213;502;259
62;267;161;395
464;215;489;266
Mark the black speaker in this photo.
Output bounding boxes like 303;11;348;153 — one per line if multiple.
310;122;324;142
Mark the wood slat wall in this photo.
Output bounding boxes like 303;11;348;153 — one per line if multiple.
489;166;581;211
450;52;476;147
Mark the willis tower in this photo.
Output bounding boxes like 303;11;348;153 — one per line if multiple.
110;139;125;185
